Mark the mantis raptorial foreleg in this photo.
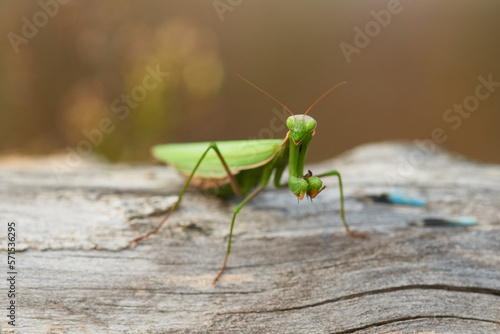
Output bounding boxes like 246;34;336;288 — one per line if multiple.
130;142;241;246
316;170;368;239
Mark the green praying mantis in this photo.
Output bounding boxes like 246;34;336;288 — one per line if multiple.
131;74;368;284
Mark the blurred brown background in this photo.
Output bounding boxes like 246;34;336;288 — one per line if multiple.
1;0;499;164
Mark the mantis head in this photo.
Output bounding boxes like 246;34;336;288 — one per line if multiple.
286;114;317;145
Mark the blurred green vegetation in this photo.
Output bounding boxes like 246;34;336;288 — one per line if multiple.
1;0;499;163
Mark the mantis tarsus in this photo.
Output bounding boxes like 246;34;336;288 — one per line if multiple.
131;74;368;284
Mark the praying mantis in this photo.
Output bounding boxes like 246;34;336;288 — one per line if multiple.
131;75;367;284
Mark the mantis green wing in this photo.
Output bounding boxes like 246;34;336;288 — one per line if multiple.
152;139;283;177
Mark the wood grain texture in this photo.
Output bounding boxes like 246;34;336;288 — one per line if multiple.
0;142;499;333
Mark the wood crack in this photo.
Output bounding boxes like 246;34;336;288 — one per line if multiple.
223;284;500;314
331;315;500;334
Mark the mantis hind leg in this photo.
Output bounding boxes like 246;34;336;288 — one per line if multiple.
130;142;241;246
316;170;368;239
213;185;265;285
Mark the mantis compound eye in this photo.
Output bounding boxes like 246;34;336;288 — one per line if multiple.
305;118;317;132
286;116;295;130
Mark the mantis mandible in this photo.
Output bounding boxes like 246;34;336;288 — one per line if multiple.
131;74;368;284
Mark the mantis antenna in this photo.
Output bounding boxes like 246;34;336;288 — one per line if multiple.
304;81;347;116
236;73;347;117
235;73;295;117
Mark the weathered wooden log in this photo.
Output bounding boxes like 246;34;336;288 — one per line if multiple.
0;142;499;333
